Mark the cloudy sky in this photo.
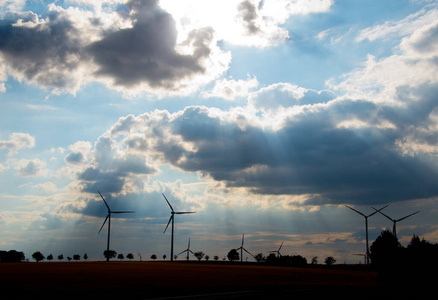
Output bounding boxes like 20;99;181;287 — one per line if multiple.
1;0;437;263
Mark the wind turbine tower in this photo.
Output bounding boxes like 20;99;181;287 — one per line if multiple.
162;193;196;262
345;205;388;264
97;191;134;262
237;234;254;262
372;207;420;238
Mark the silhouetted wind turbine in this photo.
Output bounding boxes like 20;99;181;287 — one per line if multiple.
178;237;195;261
372;207;420;238
345;204;388;264
98;191;134;262
354;253;367;264
236;234;254;262
162;193;196;262
269;241;284;258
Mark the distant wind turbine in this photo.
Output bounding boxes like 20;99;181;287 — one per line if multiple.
97;191;134;262
269;241;284;258
237;234;254;262
345;204;388;264
372;207;420;238
162;193;196;262
353;253;367;264
178;237;195;261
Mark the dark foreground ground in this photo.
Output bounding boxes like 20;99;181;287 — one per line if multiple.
0;261;434;299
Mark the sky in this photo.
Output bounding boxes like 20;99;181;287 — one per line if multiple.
1;0;438;263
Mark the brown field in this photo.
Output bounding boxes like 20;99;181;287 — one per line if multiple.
0;261;431;299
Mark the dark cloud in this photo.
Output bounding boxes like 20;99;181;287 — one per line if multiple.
238;0;261;35
0;10;85;89
87;0;211;89
134;92;438;205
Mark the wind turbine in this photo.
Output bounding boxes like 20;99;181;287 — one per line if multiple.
372;207;420;238
345;204;388;264
97;191;134;262
236;234;254;262
353;253;367;264
162;193;196;262
269;241;284;258
178;237;195;261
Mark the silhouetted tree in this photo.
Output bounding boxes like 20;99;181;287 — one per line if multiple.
324;256;336;266
205;255;210;261
58;254;64;261
162;254;166;260
32;251;45;262
370;230;401;270
47;254;53;262
104;250;117;261
194;251;205;261
151;254;157;261
83;253;88;261
311;256;318;265
214;256;219;261
67;256;72;262
0;250;25;262
118;254;124;260
265;253;277;264
126;253;134;261
73;254;81;261
227;249;239;262
254;253;265;263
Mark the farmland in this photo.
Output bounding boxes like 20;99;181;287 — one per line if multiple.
0;261;430;299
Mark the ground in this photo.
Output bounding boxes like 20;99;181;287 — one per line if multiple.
0;261;433;299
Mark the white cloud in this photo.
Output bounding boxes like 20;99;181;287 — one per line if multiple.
15;159;47;177
202;75;259;100
356;4;438;42
0;132;35;154
161;0;332;48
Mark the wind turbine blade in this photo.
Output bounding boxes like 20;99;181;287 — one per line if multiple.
112;211;135;214
175;212;196;214
98;191;110;211
162;193;174;212
241;234;245;247
369;205;388;217
163;215;173;234
279;241;284;251
397;211;420;222
372;207;394;221
98;214;109;234
178;250;187;255
189;250;195;255
243;248;254;257
345;205;365;217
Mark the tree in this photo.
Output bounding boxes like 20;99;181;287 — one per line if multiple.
47;254;53;262
0;250;25;262
194;251;205;261
311;256;318;265
369;230;401;270
83;253;88;261
324;256;336;266
151;254;157;261
58;254;64;261
205;255;210;261
214;256;219;261
162;254;166;260
227;249;239;262
67;257;72;262
104;250;117;261
254;253;265;263
118;254;124;260
126;253;134;261
73;254;81;261
32;251;45;262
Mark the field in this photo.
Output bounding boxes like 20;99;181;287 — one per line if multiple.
0;261;431;299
